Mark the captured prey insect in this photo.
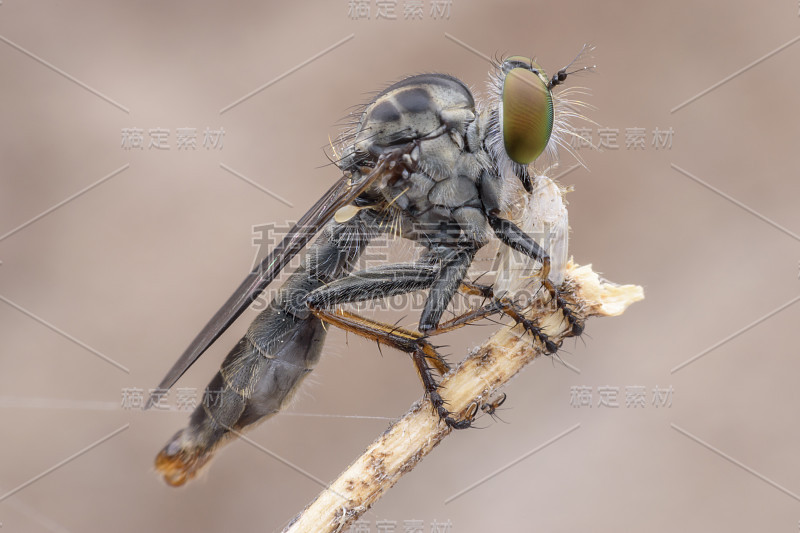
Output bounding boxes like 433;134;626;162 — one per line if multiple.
152;47;593;486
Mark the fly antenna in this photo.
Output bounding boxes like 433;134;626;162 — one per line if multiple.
548;44;596;89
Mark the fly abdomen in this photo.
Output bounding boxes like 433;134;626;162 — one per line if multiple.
156;220;371;486
155;271;327;486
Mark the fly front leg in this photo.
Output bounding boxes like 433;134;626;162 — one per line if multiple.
425;292;559;354
487;214;584;337
425;277;572;353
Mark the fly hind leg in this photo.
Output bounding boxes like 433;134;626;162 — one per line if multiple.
305;258;478;429
309;309;473;429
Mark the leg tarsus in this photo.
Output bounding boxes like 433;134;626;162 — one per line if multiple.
481;392;507;416
516;314;558;354
411;346;474;429
547;282;584;337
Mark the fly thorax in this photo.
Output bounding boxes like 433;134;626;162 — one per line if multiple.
413;133;462;180
380;170;434;213
348;74;475;165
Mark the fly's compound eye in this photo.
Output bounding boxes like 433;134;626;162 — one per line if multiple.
501;66;553;165
502;55;534;74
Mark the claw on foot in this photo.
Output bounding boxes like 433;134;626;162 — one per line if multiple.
429;390;474;429
481;392;507;416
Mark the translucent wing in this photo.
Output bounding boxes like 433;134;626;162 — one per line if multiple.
494;174;569;303
151;160;391;396
531;175;569;286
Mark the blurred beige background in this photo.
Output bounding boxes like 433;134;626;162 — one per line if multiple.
1;1;799;531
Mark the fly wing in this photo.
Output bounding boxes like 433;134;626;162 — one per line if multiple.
151;160;390;396
530;175;569;286
494;174;569;303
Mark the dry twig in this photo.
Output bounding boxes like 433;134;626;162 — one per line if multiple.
283;261;644;533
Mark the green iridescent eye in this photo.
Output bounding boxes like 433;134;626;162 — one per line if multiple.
501;64;553;165
503;56;533;72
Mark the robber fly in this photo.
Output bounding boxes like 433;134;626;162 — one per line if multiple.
152;48;593;486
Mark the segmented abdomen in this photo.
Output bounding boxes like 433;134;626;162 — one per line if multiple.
155;219;371;486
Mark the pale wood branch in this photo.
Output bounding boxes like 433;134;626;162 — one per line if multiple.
283;261;644;533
